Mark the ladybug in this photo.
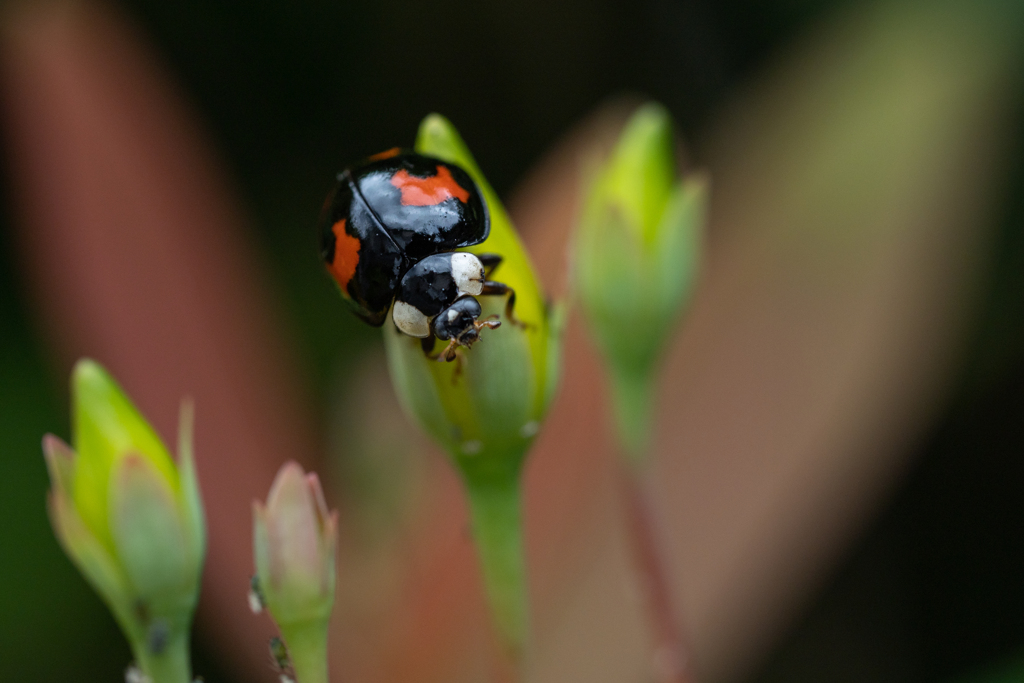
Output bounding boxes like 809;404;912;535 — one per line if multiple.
320;148;522;361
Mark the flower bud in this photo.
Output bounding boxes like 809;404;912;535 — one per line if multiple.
575;103;707;459
382;114;564;654
384;115;563;474
253;462;337;683
43;359;205;683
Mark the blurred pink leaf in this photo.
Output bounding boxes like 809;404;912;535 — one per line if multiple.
2;2;318;680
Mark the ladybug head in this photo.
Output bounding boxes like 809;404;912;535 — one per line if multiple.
432;295;500;355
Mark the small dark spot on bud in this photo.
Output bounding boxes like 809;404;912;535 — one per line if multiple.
269;636;293;676
148;619;170;654
133;600;151;623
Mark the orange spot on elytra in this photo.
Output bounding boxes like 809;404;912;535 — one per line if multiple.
329;219;360;293
369;147;401;161
391;166;470;206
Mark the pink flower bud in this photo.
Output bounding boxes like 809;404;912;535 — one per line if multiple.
253;461;338;626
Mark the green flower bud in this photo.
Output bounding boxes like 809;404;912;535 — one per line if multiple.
253;462;337;683
43;359;205;683
386;115;562;470
383;114;564;655
575;103;707;460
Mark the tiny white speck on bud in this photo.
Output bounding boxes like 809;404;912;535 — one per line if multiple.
248;588;264;613
125;664;151;683
248;574;265;614
519;421;539;438
280;676;296;683
461;440;482;455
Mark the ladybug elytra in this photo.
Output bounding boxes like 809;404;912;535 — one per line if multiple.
320;149;523;361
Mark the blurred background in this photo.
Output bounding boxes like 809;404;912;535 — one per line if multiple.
2;0;1024;681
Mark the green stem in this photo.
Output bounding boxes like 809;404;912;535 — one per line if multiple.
134;629;191;683
280;619;331;683
610;367;656;463
464;474;529;662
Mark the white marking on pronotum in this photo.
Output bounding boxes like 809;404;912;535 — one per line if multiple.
393;300;430;337
520;421;539;438
461;440;483;455
451;252;484;296
447;308;459;322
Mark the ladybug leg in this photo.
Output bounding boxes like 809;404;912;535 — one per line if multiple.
427;338;459;363
476;253;504;277
450;350;464;384
481;281;531;329
474;315;501;334
447;319;498;384
463;315;501;345
444;340;460;362
424;335;457;362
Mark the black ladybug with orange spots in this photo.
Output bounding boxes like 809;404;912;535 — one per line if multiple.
320;149;523;361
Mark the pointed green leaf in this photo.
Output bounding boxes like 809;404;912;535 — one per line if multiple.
42;434;76;496
175;400;206;571
47;488;136;639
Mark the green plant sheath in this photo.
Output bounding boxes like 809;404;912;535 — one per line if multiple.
464;474;527;655
135;632;191;683
281;620;330;683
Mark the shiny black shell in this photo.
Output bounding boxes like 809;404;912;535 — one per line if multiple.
319;150;490;326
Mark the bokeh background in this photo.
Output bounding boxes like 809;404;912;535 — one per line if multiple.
2;0;1024;682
